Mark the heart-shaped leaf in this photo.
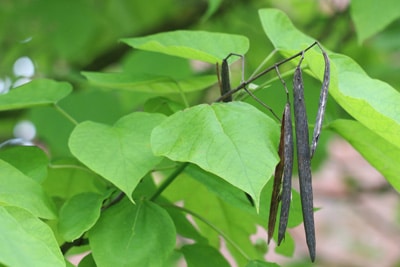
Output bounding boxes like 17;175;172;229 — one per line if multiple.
151;102;280;210
0;79;72;111
121;30;249;63
69;112;166;201
89;199;176;267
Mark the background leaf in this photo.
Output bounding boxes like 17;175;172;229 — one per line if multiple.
0;146;48;183
329;119;400;191
82;72;216;93
151;102;280;209
0;159;56;219
89;199;176;267
181;243;230;267
0;206;64;267
69;112;166;202
58;192;104;242
0;79;72;111
122;30;249;63
350;0;400;43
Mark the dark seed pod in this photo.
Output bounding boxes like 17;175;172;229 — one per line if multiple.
310;48;330;158
267;107;286;244
293;61;316;262
277;102;293;245
220;58;233;102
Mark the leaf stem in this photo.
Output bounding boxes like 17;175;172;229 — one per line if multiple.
150;162;189;201
53;103;78;126
165;204;251;261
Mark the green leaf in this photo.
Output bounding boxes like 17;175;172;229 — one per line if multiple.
351;0;400;43
163;174;264;266
0;79;72;111
259;8;400;153
0;146;48;183
163;204;208;244
0;159;56;219
58;192;104;242
201;0;223;21
181;244;230;267
329;119;400;191
245;260;280;267
89;199;176;267
44;158;107;199
0;206;64;267
143;97;185;115
82;72;217;93
69;112;166;202
151;102;280;210
78;253;96;267
121;30;249;63
185;164;256;215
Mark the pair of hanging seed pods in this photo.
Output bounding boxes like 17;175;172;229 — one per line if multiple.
217;42;330;262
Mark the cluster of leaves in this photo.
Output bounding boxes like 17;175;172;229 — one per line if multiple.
0;1;399;267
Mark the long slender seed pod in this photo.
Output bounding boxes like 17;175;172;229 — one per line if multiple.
220;58;233;102
267;106;286;244
277;102;293;245
310;46;330;158
293;57;316;262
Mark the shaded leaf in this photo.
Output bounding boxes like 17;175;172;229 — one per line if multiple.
185;164;256;214
122;30;249;63
69;112;166;202
245;260;280;267
58;192;104;242
89;199;176;267
0;146;48;183
181;244;230;267
259;8;400;154
44;158;107;200
163;173;264;266
351;0;400;43
82;72;216;93
0;206;64;267
329;119;400;191
151;102;280;210
0;159;56;219
0;79;72;111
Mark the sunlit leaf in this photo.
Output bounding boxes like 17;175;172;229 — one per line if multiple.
151;102;280;210
0;206;64;267
89;199;176;267
259;8;400;152
0;79;72;111
122;30;249;63
69;112;166;202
